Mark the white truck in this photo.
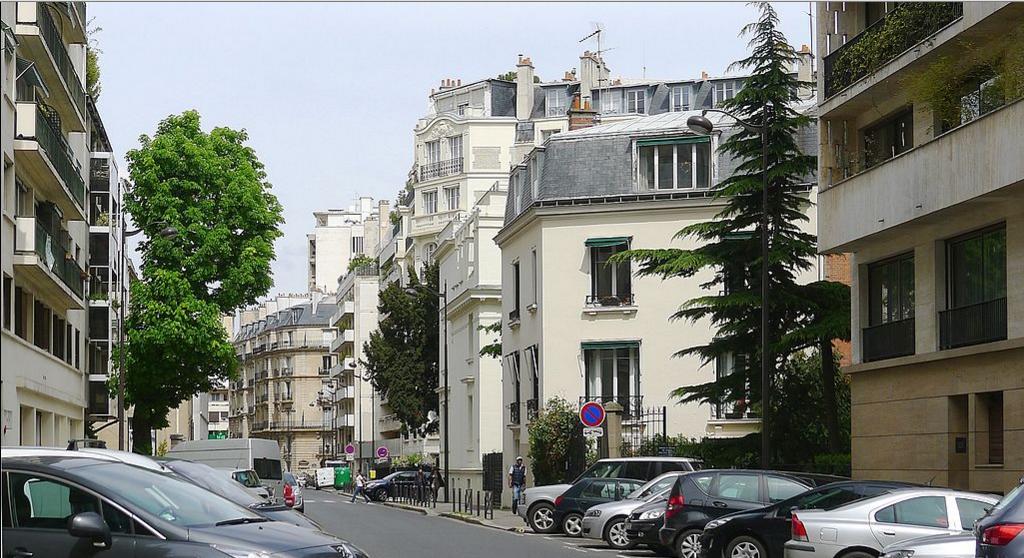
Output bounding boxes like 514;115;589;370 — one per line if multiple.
167;438;285;500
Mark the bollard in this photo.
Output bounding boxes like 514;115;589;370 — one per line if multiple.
476;491;481;517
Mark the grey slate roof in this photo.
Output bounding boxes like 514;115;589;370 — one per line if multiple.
235;301;338;342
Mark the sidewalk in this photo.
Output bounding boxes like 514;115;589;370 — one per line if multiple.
324;487;526;532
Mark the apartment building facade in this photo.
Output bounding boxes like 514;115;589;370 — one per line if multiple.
816;2;1023;493
228;294;337;472
307;197;376;293
495;110;820;502
2;1;91;446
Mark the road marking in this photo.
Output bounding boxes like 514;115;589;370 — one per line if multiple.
305;500;317;503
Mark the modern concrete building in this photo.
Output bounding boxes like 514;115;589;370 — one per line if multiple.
307;198;375;293
434;183;506;492
816;2;1023;493
2;1;91;446
228;294;338;472
207;379;229;439
495;109;820;501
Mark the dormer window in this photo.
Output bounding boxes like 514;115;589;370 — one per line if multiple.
713;81;738;106
626;90;646;114
637;137;712;190
671;86;690;112
546;89;567;117
600;90;621;114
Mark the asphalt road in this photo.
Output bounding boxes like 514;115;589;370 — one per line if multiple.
303;493;665;558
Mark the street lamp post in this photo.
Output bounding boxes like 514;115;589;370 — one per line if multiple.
117;220;177;451
406;280;448;502
687;108;772;469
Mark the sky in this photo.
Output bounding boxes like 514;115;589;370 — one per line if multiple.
90;1;815;295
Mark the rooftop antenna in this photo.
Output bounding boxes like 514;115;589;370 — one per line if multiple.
579;23;614;89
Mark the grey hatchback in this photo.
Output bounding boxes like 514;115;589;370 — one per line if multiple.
975;480;1023;558
1;454;368;558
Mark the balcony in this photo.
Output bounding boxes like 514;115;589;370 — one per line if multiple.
15;3;87;128
508;402;521;426
411;209;464;236
579;395;644;421
14;103;87;219
418;157;464;182
526;399;539;422
338;414;356;427
14;217;85;308
339;330;355;347
276;392;293;404
257;394;269;404
269;420;325;431
710;399;759;421
379;414;402;435
337;386;356;400
819;100;1024;253
823;3;963;100
252;421;269;432
341;300;354;317
862;318;916;362
939;298;1007;350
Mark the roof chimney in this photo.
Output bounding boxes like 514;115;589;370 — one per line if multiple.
796;44;814;99
701;70;709;80
567;93;598;131
516;55;535;121
578;51;609;107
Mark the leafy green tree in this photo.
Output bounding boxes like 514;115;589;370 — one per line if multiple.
478;321;501;359
613;3;850;462
86;18;102;100
119;111;283;454
361;263;440;433
528;398;587;485
347;254;375;272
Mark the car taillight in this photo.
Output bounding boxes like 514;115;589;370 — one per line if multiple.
791;513;809;542
982;524;1024;546
554;495;564;507
665;492;685;520
283;483;295;507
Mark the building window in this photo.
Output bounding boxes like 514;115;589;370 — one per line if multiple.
863;108;913;169
3;275;11;331
422;190;438;214
530;248;538;305
713;81;737;106
444;185;460;211
979;391;1004;465
504;351;522;424
351;236;364;255
670;86;690;112
529;157;539;199
638;139;712;190
587;238;632;306
14;286;28;340
447;135;463;161
600;90;621;114
456;103;469;116
546;88;567;117
626;90;646;114
425;140;441;164
16;180;32;217
583;343;640;417
714;353;752;419
510;261;521;321
423;242;437;265
541;129;559;142
525;345;540;420
34;301;51;350
941;225;1007;349
864;253;915;362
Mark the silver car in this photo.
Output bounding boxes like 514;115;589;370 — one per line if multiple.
785;488;997;558
880;533;975;558
582;472;682;550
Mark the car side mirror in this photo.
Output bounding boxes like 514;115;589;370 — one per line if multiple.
68;512;112;549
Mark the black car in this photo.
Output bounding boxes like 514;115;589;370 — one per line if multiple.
364;469;431;501
975;478;1024;558
626;496;678;554
657;469;845;558
699;480;915;558
554;477;645;537
1;455;368;558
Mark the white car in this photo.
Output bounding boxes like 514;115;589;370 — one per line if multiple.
785;488;997;558
880;533;976;558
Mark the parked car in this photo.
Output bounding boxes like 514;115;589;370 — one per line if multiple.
283;471;305;512
975;479;1023;558
0;453;369;558
626;495;679;555
520;456;703;534
659;469;845;558
226;467;272;500
784;488;998;558
554;477;646;536
364;470;423;501
700;480;917;558
880;534;976;558
583;472;684;549
167;438;284;499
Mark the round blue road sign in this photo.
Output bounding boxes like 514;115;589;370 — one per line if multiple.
579;401;606;428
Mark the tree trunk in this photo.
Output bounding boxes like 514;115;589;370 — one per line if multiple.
131;408;154;455
819;339;842;454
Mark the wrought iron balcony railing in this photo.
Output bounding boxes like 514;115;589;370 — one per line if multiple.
585;293;636;307
939;298;1007;350
508;402;521;425
526;399;539;422
862;318;916;362
418;158;464;181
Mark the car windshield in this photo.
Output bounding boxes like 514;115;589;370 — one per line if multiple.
74;462;263;528
233;470;262;488
630;474;678;500
163;460;262;507
992;483;1023;511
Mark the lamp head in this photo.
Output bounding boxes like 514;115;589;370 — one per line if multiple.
686;113;714;135
157;226;179;239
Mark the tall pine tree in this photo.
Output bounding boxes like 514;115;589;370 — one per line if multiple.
615;3;850;462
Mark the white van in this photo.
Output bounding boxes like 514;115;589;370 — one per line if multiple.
167;438;284;499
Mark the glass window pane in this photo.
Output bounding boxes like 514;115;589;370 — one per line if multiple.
715;474;760;502
657;145;674;189
600;350;615;399
696;142;711;188
676;144;694;189
640;146;655;190
956;498;992;531
767;476;807;503
984;228;1006;300
10;473;100;529
893;496;949;528
593;247;614;298
616;348;631;403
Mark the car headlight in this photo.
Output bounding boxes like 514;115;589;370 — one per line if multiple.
212;545;272;558
585;509;602;518
639;509;664;520
705;516;735;530
881;551;914;558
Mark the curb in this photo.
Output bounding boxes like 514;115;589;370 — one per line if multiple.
438;512;526;533
381;501;429;515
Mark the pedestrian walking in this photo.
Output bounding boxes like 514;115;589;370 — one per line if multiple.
350;470;370;503
508;456;527;514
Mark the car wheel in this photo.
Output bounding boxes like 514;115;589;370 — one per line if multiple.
528;503;557;534
562;512;584;537
839;552;875;558
674;529;702;558
604;517;635;550
726;536;766;558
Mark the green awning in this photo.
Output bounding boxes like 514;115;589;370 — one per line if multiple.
636;136;710;147
585;236;630;248
581;341;640;351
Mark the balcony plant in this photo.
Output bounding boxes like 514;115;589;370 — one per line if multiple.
96;211;110;226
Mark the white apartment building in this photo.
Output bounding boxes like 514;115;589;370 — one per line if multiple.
495;109;820;501
307;197;375;293
207;380;229;439
435;184;506;493
2;1;91;446
816;2;1023;492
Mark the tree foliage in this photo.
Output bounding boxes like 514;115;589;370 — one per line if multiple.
361;263;440;433
86;18;101;100
478;321;501;359
612;3;850;461
347;254;376;272
119;111;283;454
528;398;587;485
